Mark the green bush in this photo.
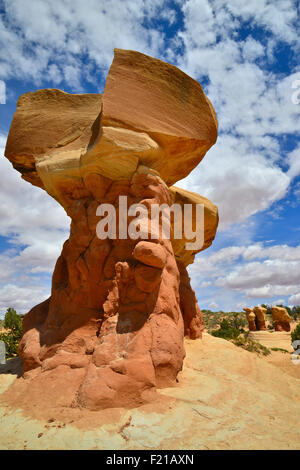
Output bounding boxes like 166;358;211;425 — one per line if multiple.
233;335;271;356
0;308;23;358
291;323;300;344
291;306;300;321
211;318;241;340
207;310;271;355
270;347;289;353
202;310;247;335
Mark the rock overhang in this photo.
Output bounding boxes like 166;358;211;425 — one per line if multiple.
5;48;218;188
4;48;219;266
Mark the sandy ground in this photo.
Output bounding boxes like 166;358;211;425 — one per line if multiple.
0;332;299;450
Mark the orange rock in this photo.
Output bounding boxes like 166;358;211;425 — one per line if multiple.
133;241;166;268
5;89;101;190
271;306;291;332
169;186;219;266
102;49;218;185
253;306;267;331
5;49;219;410
243;307;257;331
177;260;204;339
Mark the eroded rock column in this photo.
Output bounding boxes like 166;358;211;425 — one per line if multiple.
253;306;267;331
243;308;257;331
271;307;291;332
5;48;219;410
177;261;204;339
19;168;187;409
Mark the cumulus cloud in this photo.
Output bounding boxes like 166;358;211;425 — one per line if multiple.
0;0;299;312
0;136;69;257
223;0;299;43
243;244;300;261
0;135;69;315
1;1;299;229
208;301;219;310
0;283;49;315
177;0;299;228
289;293;300;306
0;80;5;104
271;299;285;306
287;144;300;180
0;0;170;88
180;135;290;229
189;243;300;307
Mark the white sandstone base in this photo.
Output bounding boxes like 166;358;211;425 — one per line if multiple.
248;330;293;352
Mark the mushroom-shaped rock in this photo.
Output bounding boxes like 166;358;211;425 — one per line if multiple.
253;306;267;331
4;49;218;410
243;308;256;331
5;48;218;212
271;307;292;332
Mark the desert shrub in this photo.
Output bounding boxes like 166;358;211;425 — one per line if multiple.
211;319;241;340
0;308;22;358
261;304;272;315
205;310;273;355
201;310;222;330
270;347;289;353
291;306;300;321
203;310;247;335
291;324;300;344
3;308;22;333
230;313;247;330
233;335;271;356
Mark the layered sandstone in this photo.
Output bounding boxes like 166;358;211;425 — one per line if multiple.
4;49;218;409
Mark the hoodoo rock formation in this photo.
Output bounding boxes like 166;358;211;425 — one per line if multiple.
253;306;267;331
244;306;267;331
4;49;218;410
271;307;292;332
243;308;257;331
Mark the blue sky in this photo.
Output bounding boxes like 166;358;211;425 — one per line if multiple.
0;0;299;316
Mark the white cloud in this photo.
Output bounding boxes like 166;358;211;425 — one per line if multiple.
0;0;168;88
0;284;49;316
289;293;300;306
245;285;300;299
1;1;299;230
223;0;298;43
180;135;290;229
176;1;299;228
0;80;5;104
242;37;264;62
208;301;219;310
272;299;285;306
200;281;212;288
287;144;300;180
243;244;300;261
217;259;300;290
0;135;69;314
0;138;69;265
189;242;300;308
